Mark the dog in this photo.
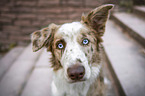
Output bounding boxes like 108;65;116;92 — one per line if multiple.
31;4;113;96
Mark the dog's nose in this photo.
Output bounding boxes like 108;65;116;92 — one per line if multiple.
67;65;85;81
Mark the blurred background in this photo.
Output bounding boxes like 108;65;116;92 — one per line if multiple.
0;0;145;96
0;0;144;52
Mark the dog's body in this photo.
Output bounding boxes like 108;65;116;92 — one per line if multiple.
31;4;113;96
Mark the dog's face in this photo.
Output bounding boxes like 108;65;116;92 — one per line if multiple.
31;4;113;83
53;22;99;82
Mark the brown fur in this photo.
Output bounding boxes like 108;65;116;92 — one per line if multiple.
81;5;113;52
87;70;106;96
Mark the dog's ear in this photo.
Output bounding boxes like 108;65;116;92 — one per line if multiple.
81;4;114;36
31;23;58;52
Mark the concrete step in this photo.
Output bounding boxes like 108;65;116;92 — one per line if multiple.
103;20;145;96
0;46;24;81
111;12;145;48
21;49;53;96
35;49;52;67
0;44;42;96
133;6;145;19
21;68;52;96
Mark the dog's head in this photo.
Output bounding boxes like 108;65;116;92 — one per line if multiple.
31;4;113;83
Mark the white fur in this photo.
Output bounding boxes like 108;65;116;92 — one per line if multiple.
52;65;101;96
51;22;101;96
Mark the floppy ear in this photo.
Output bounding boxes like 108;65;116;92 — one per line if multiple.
31;23;58;52
81;4;114;36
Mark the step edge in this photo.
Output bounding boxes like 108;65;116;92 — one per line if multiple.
111;14;145;48
103;48;127;96
0;46;25;81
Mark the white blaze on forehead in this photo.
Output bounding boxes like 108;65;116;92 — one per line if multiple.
57;21;87;64
57;22;85;37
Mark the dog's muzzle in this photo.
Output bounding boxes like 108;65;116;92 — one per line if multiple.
67;65;85;82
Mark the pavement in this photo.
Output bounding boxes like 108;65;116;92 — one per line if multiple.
104;20;145;96
0;45;53;96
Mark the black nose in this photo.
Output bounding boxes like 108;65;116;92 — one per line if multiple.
67;65;85;81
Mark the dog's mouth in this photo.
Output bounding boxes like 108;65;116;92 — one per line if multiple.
68;78;86;83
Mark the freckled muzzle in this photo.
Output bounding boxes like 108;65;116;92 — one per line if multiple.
67;65;85;82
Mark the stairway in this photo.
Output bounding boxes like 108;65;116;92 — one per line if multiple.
0;3;145;96
111;9;145;48
104;6;145;96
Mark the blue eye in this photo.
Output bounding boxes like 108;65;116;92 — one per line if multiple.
58;43;64;49
83;39;89;45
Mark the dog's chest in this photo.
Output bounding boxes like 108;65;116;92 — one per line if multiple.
60;81;91;96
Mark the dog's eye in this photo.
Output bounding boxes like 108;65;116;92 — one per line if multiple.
82;39;89;45
57;43;64;49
